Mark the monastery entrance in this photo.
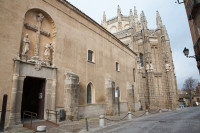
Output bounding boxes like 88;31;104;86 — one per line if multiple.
21;77;46;119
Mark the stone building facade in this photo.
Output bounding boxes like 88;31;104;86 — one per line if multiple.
182;0;200;74
0;0;177;127
102;6;178;109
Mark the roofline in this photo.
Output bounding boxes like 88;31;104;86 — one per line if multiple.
56;0;137;56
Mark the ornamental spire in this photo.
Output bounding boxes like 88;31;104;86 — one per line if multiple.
103;11;106;22
117;5;122;22
117;5;122;30
102;11;107;29
156;11;163;29
129;9;135;28
130;9;133;17
140;11;148;29
134;6;138;19
134;6;140;31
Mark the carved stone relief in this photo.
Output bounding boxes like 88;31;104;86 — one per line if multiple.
146;63;153;72
21;9;56;70
165;63;171;72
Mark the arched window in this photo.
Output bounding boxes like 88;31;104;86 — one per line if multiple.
116;62;120;72
87;83;95;104
88;50;94;62
87;84;91;104
110;26;117;33
139;53;144;67
124;24;130;29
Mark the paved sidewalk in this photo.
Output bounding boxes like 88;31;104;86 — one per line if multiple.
47;109;164;132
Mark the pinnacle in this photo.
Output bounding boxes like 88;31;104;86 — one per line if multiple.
130;9;133;16
156;10;163;28
103;11;106;22
134;6;138;18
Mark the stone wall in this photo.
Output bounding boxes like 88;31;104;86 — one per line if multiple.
78;104;106;118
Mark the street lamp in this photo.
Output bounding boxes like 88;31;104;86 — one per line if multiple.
183;47;196;58
175;0;185;4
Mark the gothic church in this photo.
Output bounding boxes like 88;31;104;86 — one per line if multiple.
102;6;178;111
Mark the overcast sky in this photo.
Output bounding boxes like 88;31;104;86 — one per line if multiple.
66;0;199;89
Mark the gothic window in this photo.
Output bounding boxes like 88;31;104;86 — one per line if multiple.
140;53;144;67
116;62;120;71
115;87;120;101
133;68;135;82
87;84;91;104
124;24;130;29
88;50;94;62
110;26;117;33
87;83;95;104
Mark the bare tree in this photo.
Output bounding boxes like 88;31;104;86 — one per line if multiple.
182;77;198;106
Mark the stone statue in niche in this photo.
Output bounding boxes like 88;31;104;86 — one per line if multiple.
165;63;171;72
44;43;52;60
146;63;153;72
44;43;53;65
23;33;30;55
146;64;149;71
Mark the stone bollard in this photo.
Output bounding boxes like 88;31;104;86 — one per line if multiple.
159;109;162;113
99;115;105;127
85;117;89;131
168;108;171;112
145;110;149;116
128;112;132;120
36;126;46;133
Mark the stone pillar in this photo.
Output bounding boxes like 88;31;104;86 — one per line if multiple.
147;71;156;109
127;82;134;111
15;76;25;124
44;68;57;121
50;69;57;120
166;68;174;109
105;79;115;115
7;60;20;126
45;79;52;120
64;71;79;120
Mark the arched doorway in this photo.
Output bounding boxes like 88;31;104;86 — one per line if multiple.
21;77;46;119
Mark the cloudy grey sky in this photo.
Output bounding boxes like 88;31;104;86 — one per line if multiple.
66;0;199;89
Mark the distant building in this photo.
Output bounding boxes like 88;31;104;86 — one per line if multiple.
195;82;200;103
178;82;200;106
183;0;200;73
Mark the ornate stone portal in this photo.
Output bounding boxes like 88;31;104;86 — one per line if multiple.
8;9;57;126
